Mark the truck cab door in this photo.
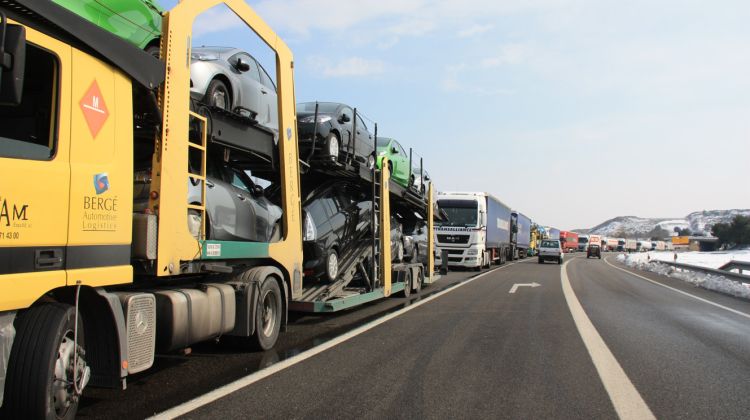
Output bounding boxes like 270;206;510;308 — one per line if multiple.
66;48;133;287
0;29;71;310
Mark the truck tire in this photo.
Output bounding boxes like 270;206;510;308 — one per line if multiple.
254;277;282;351
401;270;412;297
538;257;543;264
413;268;423;293
2;303;86;420
558;257;562;265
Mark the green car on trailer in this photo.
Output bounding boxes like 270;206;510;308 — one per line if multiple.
376;137;414;189
53;0;163;52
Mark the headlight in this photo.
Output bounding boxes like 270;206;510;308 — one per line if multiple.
190;53;218;61
466;249;478;255
303;213;317;241
299;115;332;124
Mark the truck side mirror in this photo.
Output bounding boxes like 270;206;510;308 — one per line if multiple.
0;15;26;106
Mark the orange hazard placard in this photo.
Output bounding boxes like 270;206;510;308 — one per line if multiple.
79;80;109;138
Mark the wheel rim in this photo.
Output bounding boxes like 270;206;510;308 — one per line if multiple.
367;154;375;169
260;290;278;337
328;135;340;158
211;88;229;110
53;330;80;418
187;211;202;239
328;252;338;279
398;243;404;261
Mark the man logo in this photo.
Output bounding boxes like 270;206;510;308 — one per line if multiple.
94;173;110;195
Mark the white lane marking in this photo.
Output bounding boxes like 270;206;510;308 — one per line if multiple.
561;259;656;420
508;282;540;293
151;261;522;419
603;257;750;321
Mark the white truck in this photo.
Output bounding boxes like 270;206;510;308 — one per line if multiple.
435;192;512;270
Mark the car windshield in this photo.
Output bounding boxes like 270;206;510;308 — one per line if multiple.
376;137;392;148
296;102;340;114
542;240;559;248
436;199;478;227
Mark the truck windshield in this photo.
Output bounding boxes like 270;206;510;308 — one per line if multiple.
579;238;588;243
436;199;478;227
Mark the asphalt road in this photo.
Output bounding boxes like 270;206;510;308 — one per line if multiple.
79;254;750;419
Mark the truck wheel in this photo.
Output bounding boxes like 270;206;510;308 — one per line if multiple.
254;277;282;351
558;257;562;265
401;270;412;297
413;268;423;293
3;303;87;420
538;258;543;264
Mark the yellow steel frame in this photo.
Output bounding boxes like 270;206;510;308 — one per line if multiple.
150;1;301;286
426;183;435;283
380;158;391;296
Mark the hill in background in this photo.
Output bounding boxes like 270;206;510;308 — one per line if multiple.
575;209;750;238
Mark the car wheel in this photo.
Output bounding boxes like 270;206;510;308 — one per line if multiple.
409;174;415;187
187;209;203;239
538;258;543;264
396;241;404;263
270;222;281;242
145;43;160;58
408;246;418;263
205;79;231;111
367;154;376;169
326;250;339;281
387;161;393;176
325;133;339;162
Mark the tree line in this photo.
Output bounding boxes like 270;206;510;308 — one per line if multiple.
711;215;750;247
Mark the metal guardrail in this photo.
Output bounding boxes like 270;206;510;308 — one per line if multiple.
651;260;750;284
718;260;750;275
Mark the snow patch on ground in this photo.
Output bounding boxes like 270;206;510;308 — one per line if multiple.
617;251;750;300
626;250;750;269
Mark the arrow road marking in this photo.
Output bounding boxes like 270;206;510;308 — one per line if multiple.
508;282;540;293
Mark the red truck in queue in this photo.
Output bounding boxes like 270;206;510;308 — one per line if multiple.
560;231;579;252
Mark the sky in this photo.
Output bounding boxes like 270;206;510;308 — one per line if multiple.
162;0;750;230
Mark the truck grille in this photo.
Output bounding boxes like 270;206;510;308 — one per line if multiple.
446;249;464;255
437;234;470;244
